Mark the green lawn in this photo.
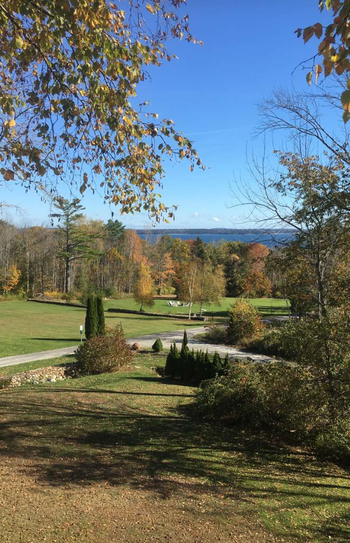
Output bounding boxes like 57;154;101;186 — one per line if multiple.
0;297;289;358
0;351;348;542
0;301;200;357
105;297;290;318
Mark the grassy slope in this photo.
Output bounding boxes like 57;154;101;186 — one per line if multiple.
0;352;348;543
0;301;199;357
105;297;290;318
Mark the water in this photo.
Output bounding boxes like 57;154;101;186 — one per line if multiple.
137;231;295;248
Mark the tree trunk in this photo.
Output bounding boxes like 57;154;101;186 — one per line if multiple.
188;302;192;320
65;257;70;294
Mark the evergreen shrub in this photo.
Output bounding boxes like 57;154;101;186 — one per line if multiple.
152;338;163;352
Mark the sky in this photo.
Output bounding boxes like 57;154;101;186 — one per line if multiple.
2;0;334;229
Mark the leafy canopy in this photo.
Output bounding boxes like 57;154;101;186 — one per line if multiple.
0;0;203;218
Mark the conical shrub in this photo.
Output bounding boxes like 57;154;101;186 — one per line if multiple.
85;295;98;339
96;296;106;336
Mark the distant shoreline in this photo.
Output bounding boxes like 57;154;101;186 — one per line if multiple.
133;228;295;235
133;228;295;248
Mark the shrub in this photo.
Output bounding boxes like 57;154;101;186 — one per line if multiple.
152;338;163;352
43;290;62;300
85;295;98;339
192;359;350;462
96;296;106;336
193;361;318;429
76;325;133;375
226;299;264;345
204;323;227;344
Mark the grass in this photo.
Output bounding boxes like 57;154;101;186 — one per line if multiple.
0;301;200;357
105;297;290;318
0;298;288;358
0;351;348;542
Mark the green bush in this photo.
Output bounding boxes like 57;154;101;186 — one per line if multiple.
76;325;133;375
152;338;163;352
227;299;264;345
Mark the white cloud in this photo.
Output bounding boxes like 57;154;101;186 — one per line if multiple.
212;217;221;222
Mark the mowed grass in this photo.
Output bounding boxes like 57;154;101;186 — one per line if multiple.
0;351;348;543
105;297;290;318
0;301;200;357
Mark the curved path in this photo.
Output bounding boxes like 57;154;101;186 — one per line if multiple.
0;327;273;369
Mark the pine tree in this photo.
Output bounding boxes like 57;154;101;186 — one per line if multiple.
85;295;98;339
96;296;106;336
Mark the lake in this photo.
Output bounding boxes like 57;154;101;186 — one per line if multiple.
137;231;295;248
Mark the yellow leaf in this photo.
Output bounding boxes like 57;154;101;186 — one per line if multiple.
146;3;155;14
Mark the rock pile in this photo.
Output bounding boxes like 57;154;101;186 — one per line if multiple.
1;363;79;388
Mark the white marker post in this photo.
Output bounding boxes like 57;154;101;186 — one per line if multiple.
80;325;83;343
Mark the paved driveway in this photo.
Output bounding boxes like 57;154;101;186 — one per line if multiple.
0;327;273;369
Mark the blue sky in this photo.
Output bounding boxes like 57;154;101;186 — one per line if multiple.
3;1;333;229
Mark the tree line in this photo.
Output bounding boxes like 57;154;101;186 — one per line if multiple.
0;198;277;305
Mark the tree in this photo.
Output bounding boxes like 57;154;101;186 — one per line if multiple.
242;270;272;298
85;295;98;339
1;264;21;294
96;296;105;336
227;299;264;345
196;263;226;314
151;248;175;295
246;243;270;272
0;0;203;217
257;87;350;166
233;151;350;319
50;198;101;293
177;260;201;319
133;261;154;311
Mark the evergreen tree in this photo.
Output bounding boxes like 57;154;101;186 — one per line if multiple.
181;330;189;354
85;295;98;339
50;198;101;293
182;349;196;382
96;296;106;336
165;343;180;378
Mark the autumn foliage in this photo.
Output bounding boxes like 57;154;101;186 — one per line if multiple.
227;299;264;345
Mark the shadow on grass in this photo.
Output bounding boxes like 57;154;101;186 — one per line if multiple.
33;387;194;398
31;338;81;343
0;383;348;540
